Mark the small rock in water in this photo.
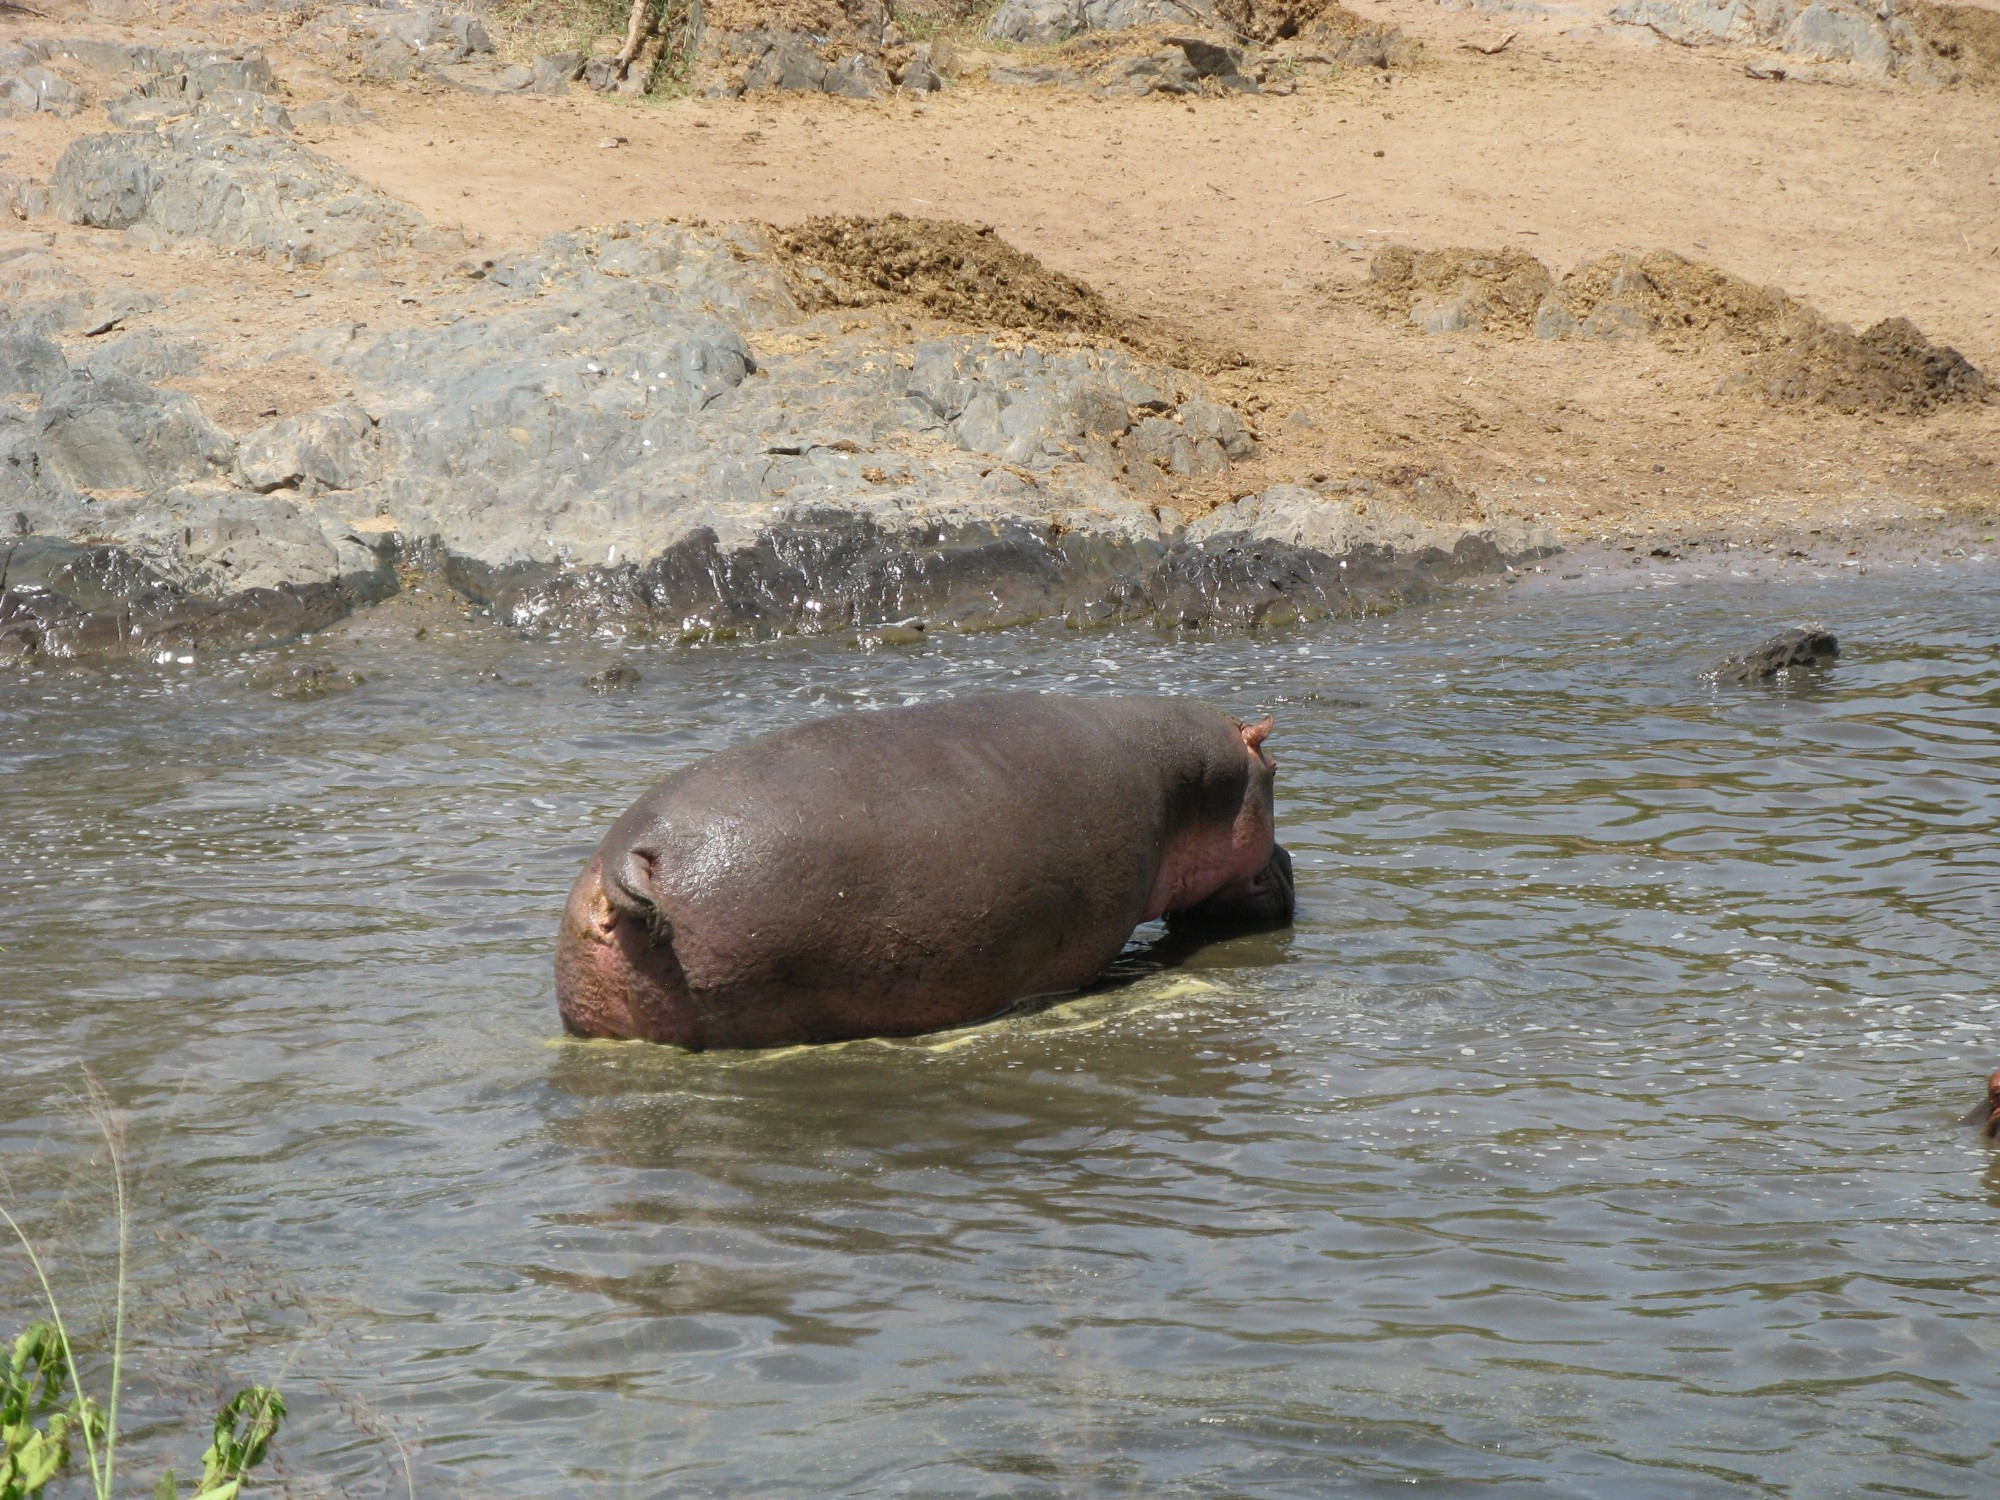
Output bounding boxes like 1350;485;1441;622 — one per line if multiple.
251;662;366;699
1710;626;1839;683
859;617;927;648
587;664;642;693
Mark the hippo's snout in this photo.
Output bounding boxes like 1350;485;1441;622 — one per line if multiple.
556;853;691;1042
1167;842;1295;935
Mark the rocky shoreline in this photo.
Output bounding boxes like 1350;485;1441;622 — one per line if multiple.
1;71;1550;663
8;0;1992;667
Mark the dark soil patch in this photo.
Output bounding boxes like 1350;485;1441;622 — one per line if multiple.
771;213;1128;337
769;213;1244;371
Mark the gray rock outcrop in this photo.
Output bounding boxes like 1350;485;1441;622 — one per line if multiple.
50;125;448;266
1610;0;1945;81
4;187;1547;659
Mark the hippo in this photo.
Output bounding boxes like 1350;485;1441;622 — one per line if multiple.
556;694;1295;1049
1968;1070;2000;1141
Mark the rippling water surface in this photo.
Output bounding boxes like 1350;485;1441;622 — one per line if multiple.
4;563;1998;1498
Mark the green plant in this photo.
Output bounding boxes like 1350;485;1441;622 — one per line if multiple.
3;1088;285;1500
154;1387;288;1500
2;1322;104;1500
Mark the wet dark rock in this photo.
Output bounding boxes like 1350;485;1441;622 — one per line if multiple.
585;663;642;693
445;508;1526;642
0;534;393;663
250;660;367;698
1710;625;1840;683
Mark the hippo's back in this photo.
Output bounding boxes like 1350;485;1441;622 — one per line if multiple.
598;694;1232;1040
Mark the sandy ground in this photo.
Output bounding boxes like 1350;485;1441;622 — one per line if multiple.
4;0;1997;556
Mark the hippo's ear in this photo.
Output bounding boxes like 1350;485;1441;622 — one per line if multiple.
1240;716;1274;755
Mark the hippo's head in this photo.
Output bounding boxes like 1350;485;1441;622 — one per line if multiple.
1165;841;1295;934
1151;713;1295;934
554;851;692;1043
1966;1068;2000;1141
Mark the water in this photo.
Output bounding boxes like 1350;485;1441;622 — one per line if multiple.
3;561;1998;1498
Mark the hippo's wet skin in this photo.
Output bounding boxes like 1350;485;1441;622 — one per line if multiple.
556;694;1294;1049
1968;1070;2000;1141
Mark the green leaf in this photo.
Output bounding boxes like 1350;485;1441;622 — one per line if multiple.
197;1388;285;1491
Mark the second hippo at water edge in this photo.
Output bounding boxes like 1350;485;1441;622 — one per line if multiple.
556;693;1295;1049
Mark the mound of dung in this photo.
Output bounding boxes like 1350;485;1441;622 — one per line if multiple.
1552;251;1802;353
1756;316;1990;415
1906;0;2000;88
1215;0;1395;50
1359;244;1989;415
1362;246;1554;337
770;214;1130;342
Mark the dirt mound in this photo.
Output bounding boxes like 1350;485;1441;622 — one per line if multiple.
1905;1;2000;88
770;214;1130;340
702;0;882;39
1555;251;1802;353
1215;0;1388;45
1756;316;1991;415
1358;244;1989;415
1361;245;1554;337
769;214;1245;373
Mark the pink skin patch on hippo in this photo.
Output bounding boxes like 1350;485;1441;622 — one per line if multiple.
556;855;690;1042
1143;716;1278;922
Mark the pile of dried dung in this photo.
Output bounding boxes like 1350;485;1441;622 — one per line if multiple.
1906;0;2000;88
1358;242;1989;415
1552;250;1804;353
703;0;882;40
1215;0;1410;64
1754;316;1990;415
1361;245;1555;337
769;214;1129;341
